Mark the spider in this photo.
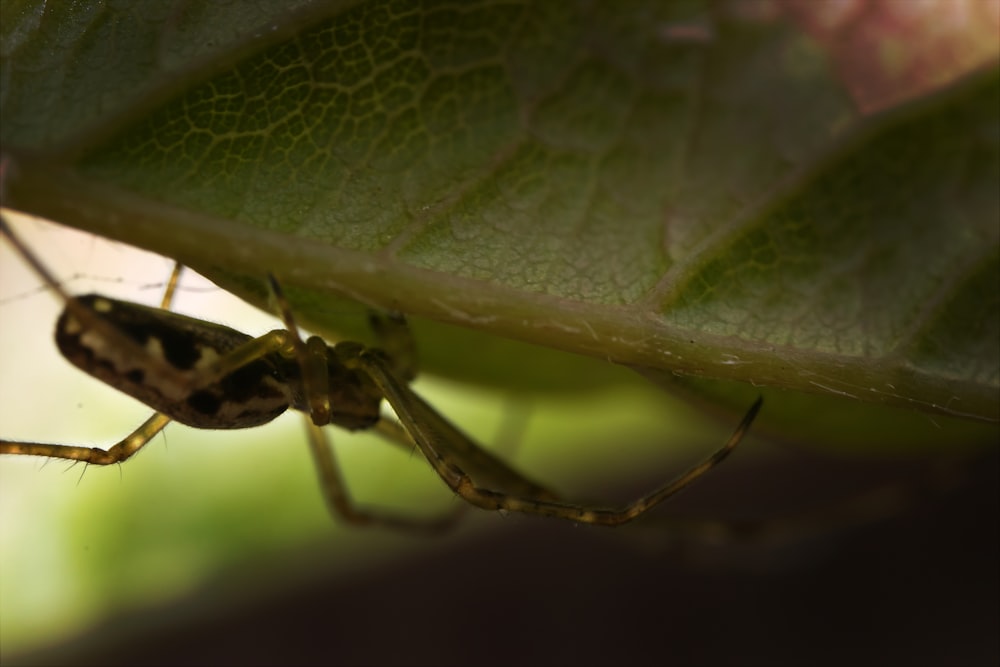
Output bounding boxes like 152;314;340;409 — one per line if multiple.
0;214;762;529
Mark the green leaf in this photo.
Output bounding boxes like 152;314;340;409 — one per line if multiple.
1;0;997;425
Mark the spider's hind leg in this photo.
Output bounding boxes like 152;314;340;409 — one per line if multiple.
357;347;763;527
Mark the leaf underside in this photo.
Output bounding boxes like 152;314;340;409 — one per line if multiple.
1;0;997;426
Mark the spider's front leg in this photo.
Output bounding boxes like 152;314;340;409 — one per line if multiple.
356;348;763;527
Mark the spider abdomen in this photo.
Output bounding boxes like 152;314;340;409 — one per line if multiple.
56;295;293;429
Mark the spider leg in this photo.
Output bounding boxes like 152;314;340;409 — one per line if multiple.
359;349;762;527
303;419;464;532
372;416;422;455
1;412;172;464
264;275;466;531
159;262;184;309
0;219;292;464
373;400;533;468
264;275;334;425
1;219;178;465
0;327;297;464
362;350;561;500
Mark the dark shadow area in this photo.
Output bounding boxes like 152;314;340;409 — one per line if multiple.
9;447;998;667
